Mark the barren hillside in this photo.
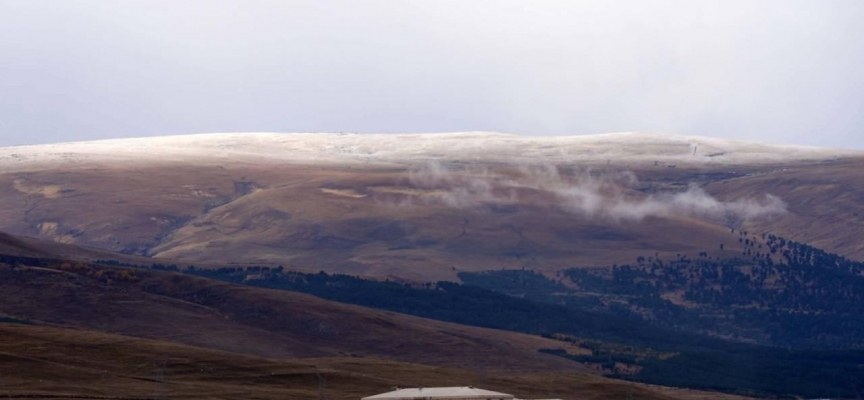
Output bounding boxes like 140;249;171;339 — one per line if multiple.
0;233;755;400
1;132;862;281
0;255;588;373
0;324;748;400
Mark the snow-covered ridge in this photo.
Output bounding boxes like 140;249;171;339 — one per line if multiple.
0;132;860;171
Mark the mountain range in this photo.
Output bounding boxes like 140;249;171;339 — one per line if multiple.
2;132;863;399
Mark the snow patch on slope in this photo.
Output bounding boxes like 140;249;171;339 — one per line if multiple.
0;132;859;171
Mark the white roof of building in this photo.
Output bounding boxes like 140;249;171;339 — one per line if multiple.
362;386;514;400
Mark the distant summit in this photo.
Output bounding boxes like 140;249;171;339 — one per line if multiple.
1;132;860;172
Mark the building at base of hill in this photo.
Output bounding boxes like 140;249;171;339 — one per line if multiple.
362;386;513;400
361;386;563;400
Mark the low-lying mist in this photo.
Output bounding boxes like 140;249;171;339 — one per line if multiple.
403;162;786;224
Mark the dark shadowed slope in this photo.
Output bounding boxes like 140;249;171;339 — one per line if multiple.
0;232;754;400
0;233;588;373
0;323;746;400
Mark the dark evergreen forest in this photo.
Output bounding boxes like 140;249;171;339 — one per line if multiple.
462;233;864;349
87;232;864;398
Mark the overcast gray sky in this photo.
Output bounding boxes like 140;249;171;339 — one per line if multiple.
1;0;862;149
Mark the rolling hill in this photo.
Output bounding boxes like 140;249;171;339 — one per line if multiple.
2;132;862;282
3;132;864;397
0;246;586;372
0;323;746;400
0;232;757;400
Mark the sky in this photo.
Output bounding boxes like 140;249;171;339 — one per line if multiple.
1;0;862;149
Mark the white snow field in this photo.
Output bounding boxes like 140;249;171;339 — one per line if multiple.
1;132;860;171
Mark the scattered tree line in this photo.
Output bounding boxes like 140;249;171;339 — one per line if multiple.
4;232;864;398
461;233;864;349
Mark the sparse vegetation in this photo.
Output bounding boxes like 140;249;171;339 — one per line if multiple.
176;256;864;398
2;324;673;400
5;233;864;397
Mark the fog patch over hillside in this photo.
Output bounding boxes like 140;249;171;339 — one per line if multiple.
405;162;787;223
407;161;516;208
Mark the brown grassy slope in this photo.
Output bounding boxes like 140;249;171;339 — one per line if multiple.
704;159;864;260
0;231;51;258
0;258;592;374
1;230;188;269
3;158;863;282
0;164;245;254
0;323;750;400
151;189;745;281
0;163;757;281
